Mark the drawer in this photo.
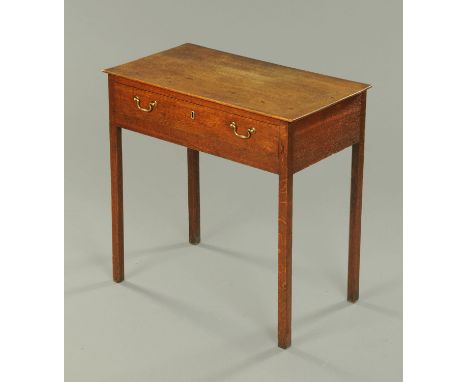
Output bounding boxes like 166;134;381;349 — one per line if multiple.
109;81;279;173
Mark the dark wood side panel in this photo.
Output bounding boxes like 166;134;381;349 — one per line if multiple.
291;93;365;173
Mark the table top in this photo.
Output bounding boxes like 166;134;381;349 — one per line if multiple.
104;43;370;122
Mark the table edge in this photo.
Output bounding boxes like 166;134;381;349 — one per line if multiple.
103;70;371;125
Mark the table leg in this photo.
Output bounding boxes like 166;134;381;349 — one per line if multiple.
278;127;293;349
347;94;366;302
110;124;124;282
187;148;200;244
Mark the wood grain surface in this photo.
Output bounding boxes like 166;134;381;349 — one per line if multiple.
104;43;370;122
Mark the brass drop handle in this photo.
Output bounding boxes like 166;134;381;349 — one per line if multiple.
133;96;157;112
229;121;256;139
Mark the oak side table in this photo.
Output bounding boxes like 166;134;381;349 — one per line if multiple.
104;43;370;349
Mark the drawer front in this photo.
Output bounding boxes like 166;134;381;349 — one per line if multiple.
110;81;279;173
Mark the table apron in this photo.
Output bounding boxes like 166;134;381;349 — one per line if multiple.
109;80;280;173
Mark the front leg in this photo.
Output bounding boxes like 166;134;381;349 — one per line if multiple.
109;124;124;282
278;126;293;349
